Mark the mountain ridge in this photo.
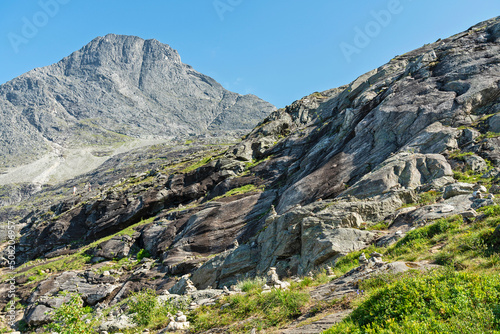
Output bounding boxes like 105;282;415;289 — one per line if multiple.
0;33;275;170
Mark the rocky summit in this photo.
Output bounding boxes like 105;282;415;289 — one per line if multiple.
3;16;500;334
0;33;275;170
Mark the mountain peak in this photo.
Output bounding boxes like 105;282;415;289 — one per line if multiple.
0;35;275;173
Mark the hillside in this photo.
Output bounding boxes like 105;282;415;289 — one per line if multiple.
2;16;500;334
0;34;275;184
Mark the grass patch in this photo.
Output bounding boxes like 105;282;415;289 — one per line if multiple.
366;222;389;231
333;246;385;277
399;190;441;209
324;269;500;333
453;170;491;183
210;184;263;202
190;287;309;333
15;217;156;281
126;289;187;330
181;156;213;173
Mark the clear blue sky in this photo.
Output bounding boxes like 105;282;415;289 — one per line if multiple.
0;1;499;108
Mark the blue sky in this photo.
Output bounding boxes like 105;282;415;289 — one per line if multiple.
0;1;499;108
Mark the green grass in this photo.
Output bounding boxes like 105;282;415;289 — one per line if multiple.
125;289;187;330
323;269;500;333
236;277;266;293
333;246;385;276
14;217;156;282
399;190;442;209
448;150;475;160
243;155;273;172
365;222;389;231
190;285;310;333
181;155;216;173
209;184;263;202
453;170;491;184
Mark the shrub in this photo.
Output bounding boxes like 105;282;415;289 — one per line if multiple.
44;295;97;334
128;288;183;327
324;270;500;333
137;248;151;261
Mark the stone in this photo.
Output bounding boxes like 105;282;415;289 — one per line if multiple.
461;209;478;218
342;153;453;199
93;235;135;260
169;275;197;295
443;183;475;199
489;113;500;133
300;225;377;274
24;304;53;326
464;155;488;173
99;314;135;331
266;267;280;285
460;128;481;145
474;184;488;192
489;184;500;194
440;205;455;213
326;266;335;276
358;253;369;266
164;311;190;331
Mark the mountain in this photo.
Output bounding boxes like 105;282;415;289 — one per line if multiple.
0;34;275;169
3;16;500;334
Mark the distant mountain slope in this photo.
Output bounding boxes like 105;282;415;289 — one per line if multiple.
0;34;275;168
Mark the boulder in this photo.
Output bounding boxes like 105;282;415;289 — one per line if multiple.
79;283;119;306
93;235;135;260
464;154;488;173
443;183;475;199
489;113;500;133
24;304;53;326
169;275;197;295
300;223;377;274
490;184;500;194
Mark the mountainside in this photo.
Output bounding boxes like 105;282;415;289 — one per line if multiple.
3;16;500;334
0;34;275;169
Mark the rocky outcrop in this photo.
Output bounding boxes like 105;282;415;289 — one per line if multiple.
342;153;453;199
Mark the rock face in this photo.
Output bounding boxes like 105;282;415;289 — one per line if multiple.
5;16;500;330
0;34;275;168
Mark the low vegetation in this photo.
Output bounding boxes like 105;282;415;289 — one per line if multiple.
324;269;500;333
190;282;310;333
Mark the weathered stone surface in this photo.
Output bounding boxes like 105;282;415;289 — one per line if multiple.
300;226;376;274
93;235;135;260
343;153;453;199
99;314;135;331
9;17;500;328
24;304;53;326
443;183;475;199
489;113;500;133
464;154;488;173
